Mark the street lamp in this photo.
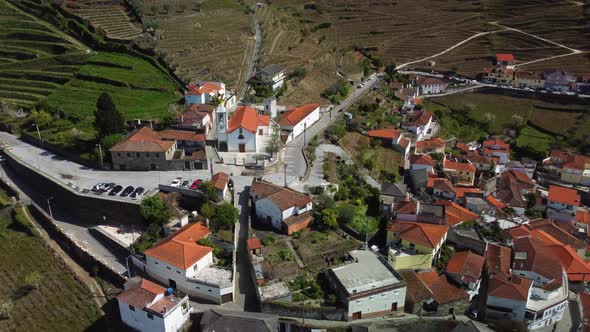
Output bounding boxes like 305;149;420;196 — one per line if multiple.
303;122;307;146
47;196;54;220
31;123;41;142
95;144;104;169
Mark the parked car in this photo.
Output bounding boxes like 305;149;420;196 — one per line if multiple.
120;186;134;197
101;183;115;192
170;178;182;187
92;183;105;192
181;180;189;188
189;179;203;190
0;156;6;163
108;185;123;196
131;187;144;198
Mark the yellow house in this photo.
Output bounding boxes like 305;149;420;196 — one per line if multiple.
386;221;449;264
443;159;477;186
388;247;433;270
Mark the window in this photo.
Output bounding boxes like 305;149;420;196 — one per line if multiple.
208;289;212;292
166;267;171;270
127;153;131;157
194;265;198;271
196;286;200;289
176;271;181;274
239;128;243;134
117;153;121;157
147;313;153;320
136;153;140;157
154;262;159;265
129;305;135;311
146;153;150;157
155;153;160;158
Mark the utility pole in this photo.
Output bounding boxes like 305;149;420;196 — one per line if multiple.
32;123;41;142
96;144;104;169
284;162;287;187
303;122;307;145
47;196;54;220
209;158;213;176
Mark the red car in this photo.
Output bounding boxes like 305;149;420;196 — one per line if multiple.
189;179;203;190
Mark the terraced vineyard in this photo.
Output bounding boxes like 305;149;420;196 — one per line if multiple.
155;7;254;89
62;0;143;40
0;0;89;108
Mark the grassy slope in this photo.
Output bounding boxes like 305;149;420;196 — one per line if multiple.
0;209;101;331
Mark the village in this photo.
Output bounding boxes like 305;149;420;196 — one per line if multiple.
2;49;590;332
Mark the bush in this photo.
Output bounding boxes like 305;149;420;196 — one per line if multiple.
200;202;215;219
302;280;322;299
261;235;275;246
210;203;239;231
140;196;171;226
197;237;220;255
278;249;292;261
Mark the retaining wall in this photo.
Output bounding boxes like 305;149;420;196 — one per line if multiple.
261;301;346;321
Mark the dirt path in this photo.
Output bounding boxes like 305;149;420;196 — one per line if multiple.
284;238;304;268
269;29;284;54
21;206;108;311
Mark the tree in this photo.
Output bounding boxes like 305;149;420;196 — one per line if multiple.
100;133;124;150
336;204;356;224
265;130;283;158
211;203;239;230
140;196;171;226
24;271;41;290
94;92;125;136
321;208;338;228
198;181;218;202
200;202;215;219
197;237;220;255
29;110;52;129
315;193;335;211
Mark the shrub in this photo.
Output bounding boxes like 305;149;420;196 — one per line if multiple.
278;249;292;261
197;237;220;256
140;196;171;226
261;235;275;246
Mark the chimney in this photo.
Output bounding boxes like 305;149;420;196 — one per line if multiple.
205;218;210;229
416;201;420;215
163;306;167;313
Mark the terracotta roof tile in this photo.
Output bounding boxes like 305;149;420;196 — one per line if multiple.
437;200;478;226
532;230;590;282
512;236;563;290
496;54;515;62
444;159;476;173
456;142;470;153
117;278;166;309
158;130;205;142
367;129;401;140
279;104;319;126
446;251;485;284
250;180;312;211
387;221;448;249
186;81;223;95
416;76;448;86
482;139;510;151
416;137;445;149
110;127;176;153
417;272;468;304
452;187;481;199
228;106;263;133
576;210;590;225
488;274;532;302
528;219;585;250
210;172;229;190
548;185;581;206
144;222;212;270
397;270;432;303
407;110;433;127
247;237;262;251
486;195;506;210
486;243;512;276
410;154;436;167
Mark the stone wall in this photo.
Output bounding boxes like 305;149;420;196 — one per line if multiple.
261;301;346;321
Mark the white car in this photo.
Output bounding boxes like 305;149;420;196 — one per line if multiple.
170;178;182;187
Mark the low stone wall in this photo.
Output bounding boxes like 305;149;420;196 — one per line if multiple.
261;301;346;321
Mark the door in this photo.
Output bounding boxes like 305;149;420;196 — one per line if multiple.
391;302;398;312
150;164;156;170
239;144;246;152
221;293;233;304
352;311;362;320
169;279;177;289
258;129;263;135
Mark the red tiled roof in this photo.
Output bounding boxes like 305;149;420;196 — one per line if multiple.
410;154;436;167
416;271;439;285
443;159;476;173
258;114;270;127
247;237;262;251
533;230;590;282
367;129;401;140
427;177;447;189
158;130;205;142
416;137;445;149
398;137;410;149
407;110;433;127
279;103;319;126
228;106;259;133
416;76;447;86
486;195;506;210
437;200;478;226
395;200;418;214
482;139;510;151
186;82;223;95
453;187;481;198
507;225;532;239
110;127;175;153
576;210;590;225
117;278;166;309
486;243;512;276
496;54;515;62
466;151;492;165
512;236;564;290
387;221;449;249
250;180;312;211
581;293;590;326
488;274;532;302
446;251;485;284
528;219;586;250
144;222;212;270
562;155;590;171
417;272;469;304
210;172;229;190
548;185;581;206
456;142;470;153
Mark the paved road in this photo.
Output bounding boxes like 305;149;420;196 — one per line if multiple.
237;13;261;100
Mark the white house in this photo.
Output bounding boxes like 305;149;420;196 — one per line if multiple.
117;277;190;332
144;222;234;304
409;154;436;174
217;105;272;153
327;250;407;321
256;64;286;90
279;103;321;143
445;251;484;301
482;139;510;164
416;76;448;95
210;172;230;202
546;185;580;222
185;81;225;106
401;110;433;141
250;179;313;235
367;129;411;161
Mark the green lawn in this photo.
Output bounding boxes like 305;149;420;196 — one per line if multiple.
516;125;556;157
0;207;102;331
336;204;379;237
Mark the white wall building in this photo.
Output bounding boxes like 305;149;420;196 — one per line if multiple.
185;82;225;106
416;76;449;95
143;222;234;304
546;185;580;222
327;250;407;321
218;105;272;153
256;64;286;90
117;277;190;332
278;103;321;143
401;110;433;141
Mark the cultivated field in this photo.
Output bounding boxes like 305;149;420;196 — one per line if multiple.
62;0;143;40
0;0;88;108
0;208;102;331
340;131;402;179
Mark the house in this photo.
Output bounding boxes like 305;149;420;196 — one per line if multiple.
218;106;272;153
397;270;435;314
430;178;480;202
326;250;407;320
547;185;581;222
482;67;514;85
367;129;411;159
494;170;535;214
533;229;590;282
394;87;418;110
176;104;215;134
386;220;449;261
401;110;433;141
486;274;533;325
507;219;587;257
416;271;469;315
464;151;493;171
247;237;263;256
117;277;190;332
410;154;436;174
210;172;230;202
482;139;510;164
558;153;590;185
486;243;512;277
496;53;515;67
200;309;279;332
514;70;545;90
250;179;313;235
445;251;485;300
110;127;207;171
443;159;477;186
465;196;495;215
255;64;286;90
437;200;478;226
379;182;409;217
278;103;320;142
543;70;576;92
144;222;233;304
415;137;446;155
415;76;448;95
395;200;445;225
185;81;225;106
